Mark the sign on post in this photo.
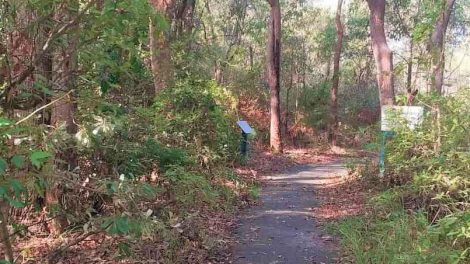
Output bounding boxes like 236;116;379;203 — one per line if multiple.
236;121;253;157
237;121;253;134
381;106;424;131
380;106;424;177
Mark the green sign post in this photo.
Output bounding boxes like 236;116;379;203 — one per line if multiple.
237;121;253;157
379;131;394;177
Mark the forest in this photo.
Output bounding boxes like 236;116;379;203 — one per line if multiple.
1;0;470;263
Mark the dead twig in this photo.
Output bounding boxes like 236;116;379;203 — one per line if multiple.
15;90;74;125
47;230;100;263
47;222;112;263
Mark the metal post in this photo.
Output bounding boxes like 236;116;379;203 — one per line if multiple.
379;131;386;177
241;132;248;157
379;131;394;177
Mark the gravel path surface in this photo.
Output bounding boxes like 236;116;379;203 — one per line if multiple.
232;161;347;264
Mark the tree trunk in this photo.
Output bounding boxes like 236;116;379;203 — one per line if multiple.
294;66;300;124
149;0;175;94
266;0;282;153
48;2;79;235
37;11;53;124
325;57;331;81
406;40;419;105
406;40;413;92
175;0;196;37
249;46;254;71
285;63;295;135
149;17;160;94
367;0;395;106
429;0;456;94
301;43;307;102
285;86;290;135
0;201;13;262
330;0;344;147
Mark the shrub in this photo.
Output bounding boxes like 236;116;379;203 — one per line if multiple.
338;89;470;263
154;77;240;165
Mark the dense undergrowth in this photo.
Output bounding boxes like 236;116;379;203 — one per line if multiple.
0;1;267;262
1;75;257;263
2;0;468;263
336;89;470;263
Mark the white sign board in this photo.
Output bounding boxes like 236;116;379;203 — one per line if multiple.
381;106;424;131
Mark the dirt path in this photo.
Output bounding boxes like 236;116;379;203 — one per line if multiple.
232;161;347;264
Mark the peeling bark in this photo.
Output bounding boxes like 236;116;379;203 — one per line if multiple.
175;0;196;36
367;0;395;106
330;0;344;147
149;0;176;94
266;0;282;153
0;201;13;262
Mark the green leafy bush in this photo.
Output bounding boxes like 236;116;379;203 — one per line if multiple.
164;166;218;207
154;77;240;165
338;209;466;263
338;89;470;263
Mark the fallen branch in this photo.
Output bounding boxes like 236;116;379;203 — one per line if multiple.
46;230;100;263
47;220;112;263
15;90;74;125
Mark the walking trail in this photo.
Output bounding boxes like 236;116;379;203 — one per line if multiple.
232;161;347;264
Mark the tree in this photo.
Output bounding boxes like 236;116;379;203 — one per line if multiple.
367;0;395;106
266;0;282;153
1;3;46;114
429;0;456;94
149;0;176;94
387;0;419;104
175;0;196;37
330;0;344;146
47;0;80;235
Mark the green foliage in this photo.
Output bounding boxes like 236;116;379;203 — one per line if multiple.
248;184;261;200
29;151;51;169
338;209;467;263
11;155;25;169
0;158;6;175
101;216;155;237
300;81;331;129
410;0;441;42
121;139;188;179
338;89;470;263
315;18;336;61
154;77;240;164
164;166;219;207
5;0;469;261
78;0;165;102
0;118;53;210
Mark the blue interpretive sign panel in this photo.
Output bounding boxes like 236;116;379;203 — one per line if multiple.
237;120;253;134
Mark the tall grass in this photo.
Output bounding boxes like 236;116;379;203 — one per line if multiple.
336;90;470;263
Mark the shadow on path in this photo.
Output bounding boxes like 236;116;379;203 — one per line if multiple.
232;161;347;264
